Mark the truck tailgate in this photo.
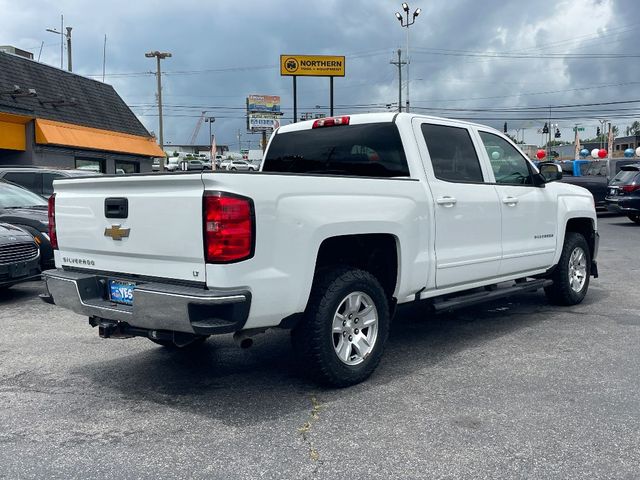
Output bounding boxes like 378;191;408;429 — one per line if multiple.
53;174;206;282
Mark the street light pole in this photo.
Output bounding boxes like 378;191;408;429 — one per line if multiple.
395;3;421;113
145;51;172;170
205;116;215;154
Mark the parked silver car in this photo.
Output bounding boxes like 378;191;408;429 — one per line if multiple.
225;160;258;171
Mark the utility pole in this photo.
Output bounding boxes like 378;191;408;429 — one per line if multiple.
46;16;71;71
66;27;72;72
390;49;406;112
145;51;172;170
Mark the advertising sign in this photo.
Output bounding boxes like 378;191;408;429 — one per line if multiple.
280;55;345;77
248;114;280;132
247;95;281;113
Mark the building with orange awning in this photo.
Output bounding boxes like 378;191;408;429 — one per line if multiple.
0;51;164;173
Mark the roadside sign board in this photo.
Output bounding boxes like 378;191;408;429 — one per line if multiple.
280;55;345;77
247;95;281;113
248;113;281;132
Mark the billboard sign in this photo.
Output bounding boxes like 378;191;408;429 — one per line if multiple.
280;55;345;77
248;114;280;132
247;95;281;113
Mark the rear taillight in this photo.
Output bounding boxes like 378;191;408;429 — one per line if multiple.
203;192;254;263
312;116;350;128
620;184;640;193
48;194;58;250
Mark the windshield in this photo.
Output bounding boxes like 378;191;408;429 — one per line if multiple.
0;182;48;209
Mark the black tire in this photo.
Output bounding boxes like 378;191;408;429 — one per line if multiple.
627;215;640;225
544;232;591;306
231;167;237;171
149;335;209;349
292;268;390;387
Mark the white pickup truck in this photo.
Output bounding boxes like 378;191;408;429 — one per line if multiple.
43;113;598;387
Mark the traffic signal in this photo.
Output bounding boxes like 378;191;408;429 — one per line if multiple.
503;122;508;133
542;122;549;134
554;128;561;139
597;126;601;136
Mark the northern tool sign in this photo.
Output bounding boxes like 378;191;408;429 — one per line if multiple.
280;55;345;77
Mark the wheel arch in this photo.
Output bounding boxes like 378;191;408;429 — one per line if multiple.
311;233;401;303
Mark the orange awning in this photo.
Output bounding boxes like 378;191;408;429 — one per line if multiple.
35;118;164;157
0;112;32;151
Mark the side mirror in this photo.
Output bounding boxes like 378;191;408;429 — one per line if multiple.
539;162;562;182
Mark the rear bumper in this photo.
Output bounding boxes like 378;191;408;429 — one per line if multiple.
42;269;251;335
605;197;640;215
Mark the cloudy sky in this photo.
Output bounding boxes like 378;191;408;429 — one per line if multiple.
2;0;639;149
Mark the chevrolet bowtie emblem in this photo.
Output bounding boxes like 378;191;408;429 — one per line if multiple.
104;225;130;241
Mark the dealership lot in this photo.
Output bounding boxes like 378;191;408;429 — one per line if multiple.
0;214;638;479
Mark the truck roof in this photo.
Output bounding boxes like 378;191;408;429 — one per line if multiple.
276;112;493;134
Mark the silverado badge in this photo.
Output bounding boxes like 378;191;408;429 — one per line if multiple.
104;225;130;241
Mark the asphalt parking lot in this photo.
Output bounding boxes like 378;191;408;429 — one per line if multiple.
1;214;639;480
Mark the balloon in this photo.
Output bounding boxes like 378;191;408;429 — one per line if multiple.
491;151;500;160
579;149;590;158
636;147;640;157
624;148;635;158
598;149;607;159
536;149;546;160
591;148;600;159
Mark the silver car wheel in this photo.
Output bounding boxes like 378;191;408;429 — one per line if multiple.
331;291;378;366
568;246;587;293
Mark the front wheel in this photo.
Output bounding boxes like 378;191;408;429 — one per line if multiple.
627;214;640;225
544;232;591;305
292;268;390;387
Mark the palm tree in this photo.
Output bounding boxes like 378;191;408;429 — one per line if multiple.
627;121;640;136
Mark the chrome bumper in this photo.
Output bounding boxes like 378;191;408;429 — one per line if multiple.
42;269;251;335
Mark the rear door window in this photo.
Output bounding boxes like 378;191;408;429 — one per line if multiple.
263;123;410;177
421;124;484;183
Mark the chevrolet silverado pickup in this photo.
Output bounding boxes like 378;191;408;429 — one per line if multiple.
43;113;599;387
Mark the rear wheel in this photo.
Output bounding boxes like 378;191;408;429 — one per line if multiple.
544;232;591;305
292;268;390;387
627;214;640;225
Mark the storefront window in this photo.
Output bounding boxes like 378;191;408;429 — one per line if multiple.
115;162;139;174
75;158;104;173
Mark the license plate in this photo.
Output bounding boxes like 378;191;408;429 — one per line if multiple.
108;280;135;305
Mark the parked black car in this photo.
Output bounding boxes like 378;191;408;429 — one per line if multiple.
0;181;53;269
605;164;640;224
0;166;95;198
0;223;40;289
561;159;639;209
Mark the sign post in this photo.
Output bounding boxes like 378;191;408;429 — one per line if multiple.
246;94;282;151
280;54;345;122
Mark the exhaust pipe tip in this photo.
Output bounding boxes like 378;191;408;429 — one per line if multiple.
239;337;253;349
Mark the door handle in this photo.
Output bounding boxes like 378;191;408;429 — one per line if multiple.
502;196;519;206
436;196;457;207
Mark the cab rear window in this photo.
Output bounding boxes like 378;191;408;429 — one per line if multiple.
263;123;410;178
